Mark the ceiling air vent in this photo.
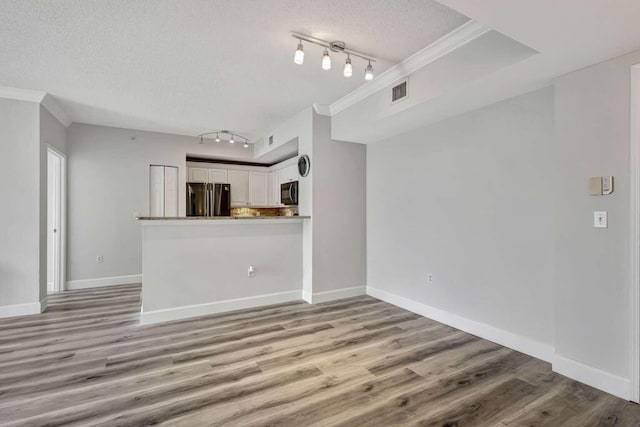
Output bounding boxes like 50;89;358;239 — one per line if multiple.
391;80;408;103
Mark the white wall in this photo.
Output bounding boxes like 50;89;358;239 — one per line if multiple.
0;98;41;314
140;220;303;323
312;113;367;297
367;87;555;351
66;123;253;285
554;49;640;385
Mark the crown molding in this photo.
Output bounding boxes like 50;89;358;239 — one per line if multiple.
312;103;331;116
0;86;46;103
41;93;72;127
0;86;71;127
329;20;491;116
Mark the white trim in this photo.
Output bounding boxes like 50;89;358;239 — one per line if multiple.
140;290;303;325
553;354;631;400
366;286;554;363
302;290;313;304
41;93;71;127
0;85;46;103
66;274;142;290
0;301;42;318
630;64;640;403
40;297;47;313
0;86;71;127
308;286;366;304
312;103;331;116
329;21;491;116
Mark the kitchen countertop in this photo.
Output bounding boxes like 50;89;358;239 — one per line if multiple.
137;216;310;220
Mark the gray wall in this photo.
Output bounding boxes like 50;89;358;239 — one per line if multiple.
0;98;41;308
367;87;555;347
554;49;640;379
312;113;367;294
66;123;252;283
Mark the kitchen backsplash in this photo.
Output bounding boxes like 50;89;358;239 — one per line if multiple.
231;206;298;217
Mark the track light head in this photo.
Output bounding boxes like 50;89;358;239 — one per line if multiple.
243;141;249;148
321;49;331;71
229;135;235;144
343;56;353;78
364;61;374;81
294;41;304;65
215;133;220;142
199;136;204;144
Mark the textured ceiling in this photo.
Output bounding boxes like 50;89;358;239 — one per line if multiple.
0;0;468;140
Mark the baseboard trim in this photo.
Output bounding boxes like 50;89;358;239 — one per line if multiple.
0;300;42;318
140;290;303;325
366;286;554;363
66;274;142;290
552;354;630;400
308;286;366;304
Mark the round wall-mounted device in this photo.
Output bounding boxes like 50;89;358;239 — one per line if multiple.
298;154;310;177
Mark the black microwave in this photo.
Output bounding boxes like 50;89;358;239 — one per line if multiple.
281;181;298;205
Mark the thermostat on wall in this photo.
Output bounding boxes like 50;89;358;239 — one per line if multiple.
589;176;614;195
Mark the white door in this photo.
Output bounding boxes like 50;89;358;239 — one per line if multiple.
163;166;179;217
47;148;64;293
188;167;209;182
208;168;228;184
149;166;165;217
249;172;269;206
227;170;249;206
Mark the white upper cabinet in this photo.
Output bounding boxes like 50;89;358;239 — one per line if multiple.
249;172;268;206
208;168;228;184
282;164;298;183
227;170;249;206
268;170;281;206
188;167;209;183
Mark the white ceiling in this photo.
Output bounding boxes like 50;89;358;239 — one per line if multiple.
0;0;468;140
329;0;640;143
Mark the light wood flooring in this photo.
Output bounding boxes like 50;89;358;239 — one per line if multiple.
0;284;639;426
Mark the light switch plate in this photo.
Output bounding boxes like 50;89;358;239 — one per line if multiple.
594;211;608;228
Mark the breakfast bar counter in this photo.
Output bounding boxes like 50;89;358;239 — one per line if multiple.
138;216;308;324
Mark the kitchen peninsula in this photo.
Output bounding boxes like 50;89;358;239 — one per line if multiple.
138;215;310;324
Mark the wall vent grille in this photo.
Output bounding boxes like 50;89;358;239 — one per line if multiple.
392;80;408;103
269;135;274;145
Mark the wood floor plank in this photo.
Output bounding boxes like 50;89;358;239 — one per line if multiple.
0;284;637;426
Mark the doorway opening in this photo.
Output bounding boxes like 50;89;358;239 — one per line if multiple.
47;147;65;294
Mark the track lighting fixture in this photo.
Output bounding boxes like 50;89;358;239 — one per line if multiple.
321;49;331;70
364;61;374;81
294;41;304;65
196;130;250;147
291;33;376;80
343;55;353;78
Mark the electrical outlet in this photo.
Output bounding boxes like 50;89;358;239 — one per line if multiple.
96;255;104;263
427;274;433;284
248;265;255;278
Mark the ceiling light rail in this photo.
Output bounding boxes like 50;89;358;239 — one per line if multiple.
291;32;376;80
198;130;250;148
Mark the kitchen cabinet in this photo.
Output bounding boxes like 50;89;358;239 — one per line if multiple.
208;168;227;184
281;164;298;183
249;172;268;206
227;170;249;206
268;170;280;206
188;167;209;183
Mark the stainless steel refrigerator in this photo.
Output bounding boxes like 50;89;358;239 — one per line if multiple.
186;183;231;216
